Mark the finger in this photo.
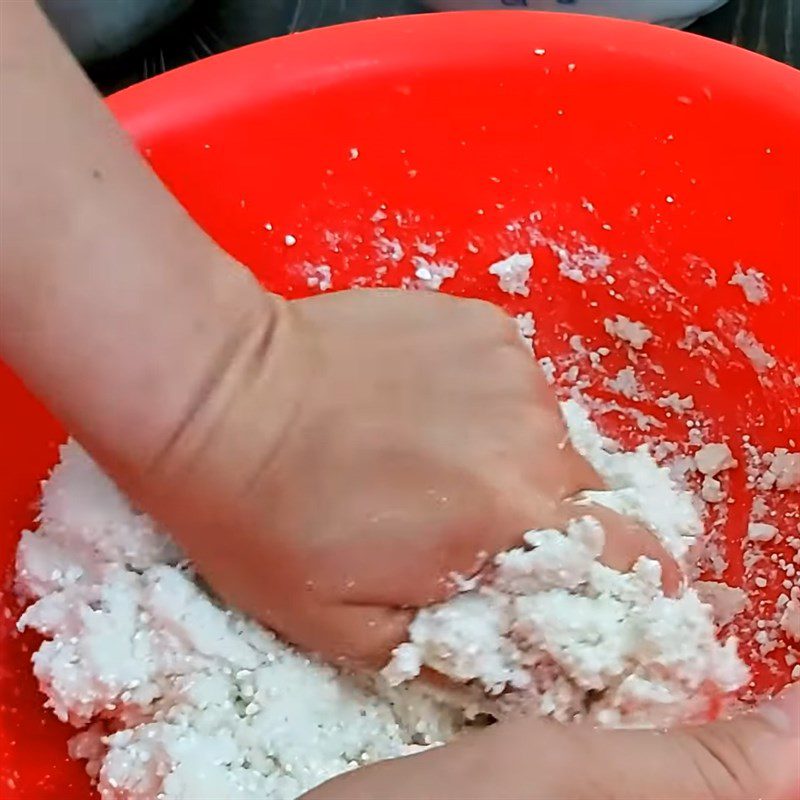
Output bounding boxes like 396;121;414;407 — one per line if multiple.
316;501;515;611
329;493;680;619
282;602;414;669
556;682;800;800
554;500;683;596
558;443;607;497
302;683;800;800
531;441;683;596
416;665;482;698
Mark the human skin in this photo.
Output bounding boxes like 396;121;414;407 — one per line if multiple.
2;4;798;799
304;684;800;800
0;0;678;666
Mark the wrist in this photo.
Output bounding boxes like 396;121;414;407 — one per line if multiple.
100;255;283;481
113;275;309;558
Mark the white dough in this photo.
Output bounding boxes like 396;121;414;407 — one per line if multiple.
17;444;462;799
384;409;747;728
17;372;747;798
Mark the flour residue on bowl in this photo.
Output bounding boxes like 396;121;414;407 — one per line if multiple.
14;208;800;799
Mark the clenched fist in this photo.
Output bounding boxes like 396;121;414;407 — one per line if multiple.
119;287;679;666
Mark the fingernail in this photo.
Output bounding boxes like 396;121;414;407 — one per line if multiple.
759;683;800;737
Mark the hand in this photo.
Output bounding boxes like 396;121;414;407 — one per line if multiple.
1;3;678;669
302;684;800;800
123;287;680;666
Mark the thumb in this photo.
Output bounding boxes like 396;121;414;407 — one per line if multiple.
301;684;800;800
268;601;414;669
557;682;799;800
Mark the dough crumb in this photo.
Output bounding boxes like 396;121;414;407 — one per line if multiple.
747;522;778;543
701;476;725;504
488;253;533;296
780;599;800;641
17;395;748;799
603;315;653;350
384;403;746;728
758;449;800;491
375;235;405;262
303;263;333;292
415;239;438;257
656;393;695;414
728;263;769;304
605;367;644;400
694;443;738;477
734;330;776;373
693;582;748;626
538;356;556;384
411;256;458;291
515;312;536;353
16;444;462;800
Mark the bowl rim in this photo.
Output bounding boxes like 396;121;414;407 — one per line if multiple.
107;10;800;137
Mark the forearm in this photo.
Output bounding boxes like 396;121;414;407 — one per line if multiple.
0;2;270;474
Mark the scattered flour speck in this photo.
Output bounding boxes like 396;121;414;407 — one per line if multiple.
550;241;610;284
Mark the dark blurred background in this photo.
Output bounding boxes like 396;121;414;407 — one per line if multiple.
40;0;797;95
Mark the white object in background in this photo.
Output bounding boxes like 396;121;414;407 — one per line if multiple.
423;0;730;30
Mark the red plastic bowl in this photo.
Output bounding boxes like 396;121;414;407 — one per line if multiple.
2;11;799;799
